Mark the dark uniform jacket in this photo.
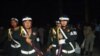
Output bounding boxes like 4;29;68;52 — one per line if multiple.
20;28;41;56
48;26;77;55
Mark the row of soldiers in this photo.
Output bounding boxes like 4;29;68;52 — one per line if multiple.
4;16;78;56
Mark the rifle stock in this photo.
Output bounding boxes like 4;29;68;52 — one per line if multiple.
56;28;62;56
57;45;62;56
32;43;43;56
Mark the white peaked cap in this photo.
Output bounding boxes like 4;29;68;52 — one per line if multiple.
59;17;69;21
11;18;18;22
22;17;32;21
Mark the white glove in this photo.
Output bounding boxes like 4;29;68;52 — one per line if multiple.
52;44;57;47
59;39;66;45
36;38;40;42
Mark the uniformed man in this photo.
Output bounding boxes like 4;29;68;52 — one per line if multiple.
8;18;21;56
47;16;77;56
46;20;61;56
20;17;43;56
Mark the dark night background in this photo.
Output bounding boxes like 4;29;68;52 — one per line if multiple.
0;0;100;28
0;0;100;56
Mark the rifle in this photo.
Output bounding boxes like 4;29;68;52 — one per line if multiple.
21;26;43;56
32;43;43;56
57;45;62;56
56;28;62;56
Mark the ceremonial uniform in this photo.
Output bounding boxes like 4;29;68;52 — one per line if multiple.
20;28;41;56
8;27;21;56
58;27;77;56
48;26;77;56
47;21;61;56
47;27;59;56
8;18;21;56
48;16;77;56
20;17;42;56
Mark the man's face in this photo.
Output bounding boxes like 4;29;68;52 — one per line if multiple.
60;20;68;27
23;20;32;29
11;20;18;28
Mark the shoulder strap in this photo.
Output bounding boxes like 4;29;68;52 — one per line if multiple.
20;26;27;36
8;28;12;39
59;28;75;52
8;28;21;46
59;28;68;39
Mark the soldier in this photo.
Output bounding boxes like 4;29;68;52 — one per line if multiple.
46;20;61;56
48;16;77;56
57;16;77;56
8;18;21;56
20;17;43;56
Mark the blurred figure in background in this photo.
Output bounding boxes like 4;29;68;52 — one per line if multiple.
95;23;100;47
82;23;95;56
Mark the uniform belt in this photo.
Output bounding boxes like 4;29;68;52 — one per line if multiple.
11;44;21;48
52;44;56;47
56;42;75;54
56;49;75;54
62;49;75;54
62;42;75;54
21;49;35;55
